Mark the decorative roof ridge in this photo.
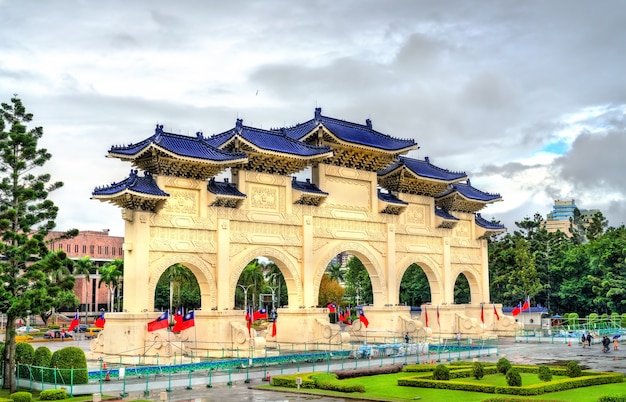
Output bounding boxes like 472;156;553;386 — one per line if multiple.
475;213;506;229
434;206;458;220
314;107;415;143
410;155;467;177
460;179;502;199
377;188;408;205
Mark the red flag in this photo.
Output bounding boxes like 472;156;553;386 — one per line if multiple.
246;306;253;336
327;303;336;313
253;308;268;320
481;304;484;324
522;297;530;311
174;308;183;325
68;311;79;332
511;302;522;317
95;311;106;328
424;306;429;328
493;304;500;320
358;309;369;328
172;311;195;332
147;311;169;332
436;305;440;327
271;318;277;337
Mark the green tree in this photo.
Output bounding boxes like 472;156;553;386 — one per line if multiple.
454;274;470;304
98;258;123;312
164;263;195;312
318;274;345;307
73;256;94;323
264;261;287;309
0;96;78;392
399;264;431;306
586;211;608;241
344;256;373;305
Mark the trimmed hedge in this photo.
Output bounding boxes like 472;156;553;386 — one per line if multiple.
15;343;35;379
49;346;88;384
38;389;67;401
333;363;403;379
270;372;365;393
9;392;32;402
32;346;53;382
598;395;626;402
397;362;624;396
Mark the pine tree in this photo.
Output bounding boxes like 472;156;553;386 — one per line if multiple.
0;95;78;392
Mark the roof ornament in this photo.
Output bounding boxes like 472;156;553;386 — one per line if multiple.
467;178;471;186
154;124;164;142
425;156;430;163
235;118;243;133
196;131;204;140
314;107;322;121
365;118;372;129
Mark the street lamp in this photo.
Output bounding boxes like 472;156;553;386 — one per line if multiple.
238;284;253;309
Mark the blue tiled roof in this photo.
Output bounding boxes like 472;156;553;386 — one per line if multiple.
475;213;506;230
291;177;328;195
207;119;333;158
435;207;458;220
502;306;549;314
377;189;408;205
378;156;467;181
108;125;247;162
92;170;169;197
207;178;246;197
281;108;417;152
436;179;502;202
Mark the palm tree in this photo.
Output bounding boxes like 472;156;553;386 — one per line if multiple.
265;262;285;309
237;259;265;309
73;256;94;322
165;263;194;312
326;262;345;283
98;259;123;312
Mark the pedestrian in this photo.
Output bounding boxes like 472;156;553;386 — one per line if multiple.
61;327;66;342
404;332;409;344
581;333;586;348
602;336;610;353
614;336;619;351
586;333;592;347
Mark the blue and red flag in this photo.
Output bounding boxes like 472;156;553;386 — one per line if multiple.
172;311;195;332
95;311;106;328
436;305;440;327
424;306;429;328
511;302;522;317
493;304;500;320
174;308;184;325
358;309;369;328
147;311;169;332
253;308;268;320
481;304;485;324
246;306;253;336
271;317;277;337
68;311;79;332
522;297;530;312
327;303;336;313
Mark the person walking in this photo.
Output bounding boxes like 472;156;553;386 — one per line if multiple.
602;336;610;353
581;333;586;348
586;333;592;347
405;332;410;344
614;336;619;351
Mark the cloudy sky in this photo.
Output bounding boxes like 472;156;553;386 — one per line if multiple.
1;0;625;237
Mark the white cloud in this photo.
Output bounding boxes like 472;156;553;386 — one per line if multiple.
1;0;625;235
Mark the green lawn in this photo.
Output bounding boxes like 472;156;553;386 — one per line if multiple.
264;372;626;402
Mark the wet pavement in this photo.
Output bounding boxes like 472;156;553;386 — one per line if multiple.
5;336;625;401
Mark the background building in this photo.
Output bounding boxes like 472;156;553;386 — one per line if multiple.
46;230;124;316
543;199;600;235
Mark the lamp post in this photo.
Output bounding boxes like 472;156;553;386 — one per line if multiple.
238;284;253;310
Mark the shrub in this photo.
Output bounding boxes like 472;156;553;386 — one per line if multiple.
472;361;484;380
38;389;67;401
15;342;35;379
505;367;522;386
496;357;511;374
432;364;450;380
598;394;626;402
537;365;552;382
50;346;88;384
9;392;32;402
32;346;53;382
566;360;582;378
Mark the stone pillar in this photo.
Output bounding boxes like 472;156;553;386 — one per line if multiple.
122;210;152;313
